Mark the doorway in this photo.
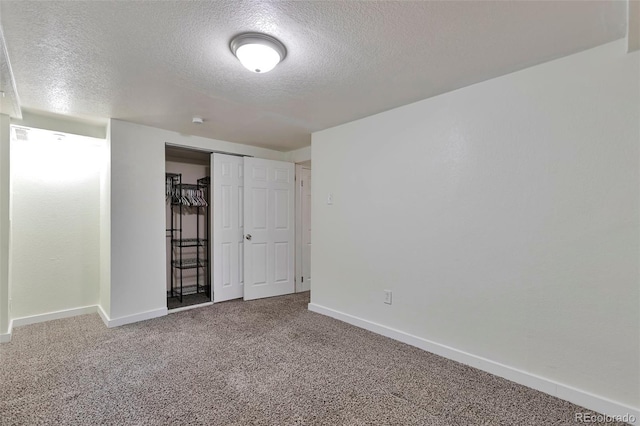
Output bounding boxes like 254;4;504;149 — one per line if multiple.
165;146;211;310
165;147;297;310
9;126;105;320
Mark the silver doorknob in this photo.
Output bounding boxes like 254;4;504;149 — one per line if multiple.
245;234;252;240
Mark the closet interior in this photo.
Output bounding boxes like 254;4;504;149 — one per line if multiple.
166;146;211;310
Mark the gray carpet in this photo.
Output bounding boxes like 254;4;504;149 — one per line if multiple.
0;293;624;425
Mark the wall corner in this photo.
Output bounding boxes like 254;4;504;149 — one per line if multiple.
286;145;312;164
0;114;10;339
99;119;112;320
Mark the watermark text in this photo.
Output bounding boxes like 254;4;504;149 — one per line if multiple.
575;412;636;424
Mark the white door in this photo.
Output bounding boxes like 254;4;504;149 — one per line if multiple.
212;153;244;302
243;158;295;301
300;167;312;292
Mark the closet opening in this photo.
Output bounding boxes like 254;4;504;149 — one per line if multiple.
166;145;212;311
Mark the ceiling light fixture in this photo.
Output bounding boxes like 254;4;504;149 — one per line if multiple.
230;33;286;74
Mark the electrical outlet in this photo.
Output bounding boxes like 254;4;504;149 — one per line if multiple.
384;290;392;305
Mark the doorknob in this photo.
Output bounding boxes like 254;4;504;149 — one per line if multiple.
245;234;252;241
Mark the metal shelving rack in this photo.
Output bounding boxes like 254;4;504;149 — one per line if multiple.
166;173;210;304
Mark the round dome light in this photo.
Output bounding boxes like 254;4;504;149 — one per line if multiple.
230;33;286;74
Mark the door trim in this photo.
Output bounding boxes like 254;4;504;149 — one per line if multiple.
295;163;311;293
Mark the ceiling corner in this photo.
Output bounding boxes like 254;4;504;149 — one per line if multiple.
0;23;21;119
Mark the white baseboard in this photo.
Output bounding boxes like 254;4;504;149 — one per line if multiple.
0;320;12;343
12;305;98;328
1;305;168;343
308;303;640;425
4;304;167;335
103;307;167;328
2;305;98;344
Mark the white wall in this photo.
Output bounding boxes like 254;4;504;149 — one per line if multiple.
311;39;639;416
629;0;640;53
287;145;311;164
9;129;104;319
12;110;107;140
99;122;111;317
107;120;287;323
0;115;10;341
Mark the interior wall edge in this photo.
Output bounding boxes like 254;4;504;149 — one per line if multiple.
0;320;11;343
308;303;640;425
97;304;110;327
0;114;10;338
99;120;112;318
287;145;311;163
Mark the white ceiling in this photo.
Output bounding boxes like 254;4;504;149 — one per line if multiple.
0;25;20;119
0;1;627;151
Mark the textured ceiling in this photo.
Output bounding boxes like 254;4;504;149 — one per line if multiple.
0;1;627;151
0;25;20;119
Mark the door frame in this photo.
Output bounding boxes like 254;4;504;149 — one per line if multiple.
164;142;301;304
295;162;311;293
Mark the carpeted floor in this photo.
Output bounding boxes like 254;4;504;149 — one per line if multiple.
0;292;624;425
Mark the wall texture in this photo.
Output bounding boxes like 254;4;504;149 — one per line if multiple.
107;120;287;323
0;115;10;341
10;130;103;319
311;40;639;414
